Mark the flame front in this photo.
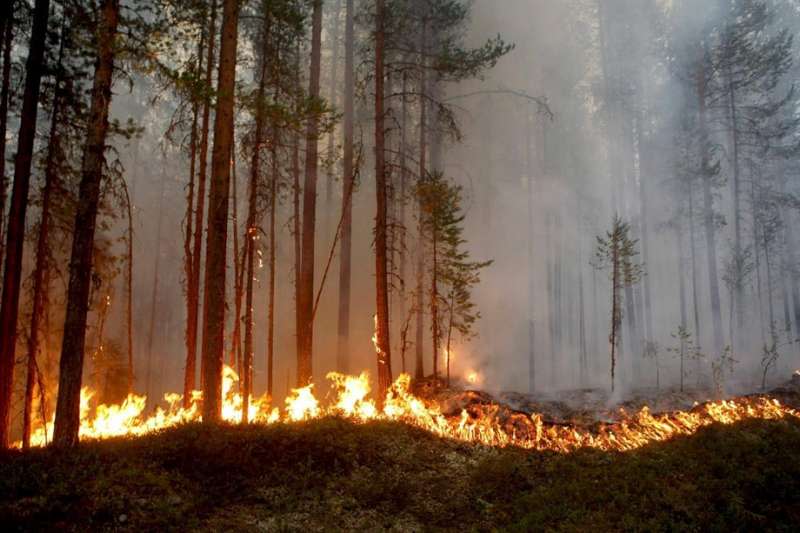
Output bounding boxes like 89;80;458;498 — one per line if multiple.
19;366;800;452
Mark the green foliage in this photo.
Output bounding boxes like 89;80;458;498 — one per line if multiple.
1;415;799;530
416;172;491;345
666;325;705;392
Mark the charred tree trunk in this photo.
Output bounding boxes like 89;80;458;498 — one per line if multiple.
185;0;218;402
297;0;323;386
336;0;355;374
0;0;49;449
374;0;392;397
52;0;119;448
200;0;239;422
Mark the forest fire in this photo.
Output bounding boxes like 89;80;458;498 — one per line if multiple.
18;367;799;452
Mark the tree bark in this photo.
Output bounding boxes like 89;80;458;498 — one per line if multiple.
374;0;392;397
0;0;49;448
243;37;269;421
200;0;239;422
23;21;66;447
52;0;119;448
0;1;14;271
297;0;323;386
414;22;428;381
186;0;217;402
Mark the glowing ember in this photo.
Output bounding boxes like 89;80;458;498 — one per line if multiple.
17;366;800;452
466;371;480;385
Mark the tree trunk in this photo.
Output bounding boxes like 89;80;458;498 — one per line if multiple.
231;146;243;375
374;0;392;397
52;0;119;448
145;178;165;402
0;1;14;271
267;127;277;397
336;0;355;374
325;0;342;233
525;107;536;392
0;0;49;449
243;39;268;421
23;22;66;447
297;0;323;386
610;246;619;393
414;21;428;381
696;53;725;359
183;27;203;399
726;67;745;341
200;0;239;422
186;0;218;402
431;227;439;381
123;181;134;394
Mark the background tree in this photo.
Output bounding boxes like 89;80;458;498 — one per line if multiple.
592;215;644;392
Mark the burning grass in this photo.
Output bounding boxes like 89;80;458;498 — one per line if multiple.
1;415;800;531
17;365;800;454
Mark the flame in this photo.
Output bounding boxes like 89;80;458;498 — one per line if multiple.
466;371;480;385
285;383;319;422
18;366;800;453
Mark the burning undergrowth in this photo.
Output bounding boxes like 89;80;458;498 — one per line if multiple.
2;411;800;530
17;366;800;453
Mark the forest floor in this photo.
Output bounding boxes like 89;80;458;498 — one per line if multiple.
2;386;800;532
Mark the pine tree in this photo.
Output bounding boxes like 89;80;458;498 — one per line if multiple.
592;215;644;392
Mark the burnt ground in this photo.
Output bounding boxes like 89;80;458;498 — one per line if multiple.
1;378;799;532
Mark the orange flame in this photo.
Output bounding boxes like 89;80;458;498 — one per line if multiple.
18;366;800;452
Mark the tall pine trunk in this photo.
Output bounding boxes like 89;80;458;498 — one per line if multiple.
0;0;49;449
185;0;218;402
0;2;13;270
183;31;202;391
696;51;724;359
297;0;323;386
325;0;342;232
336;0;355;373
374;0;392;397
23;22;66;447
52;0;119;448
414;22;428;381
200;0;239;422
243;34;268;420
145;179;165;401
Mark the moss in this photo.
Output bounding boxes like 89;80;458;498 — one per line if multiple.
0;416;799;531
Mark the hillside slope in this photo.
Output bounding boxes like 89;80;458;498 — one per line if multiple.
1;415;799;531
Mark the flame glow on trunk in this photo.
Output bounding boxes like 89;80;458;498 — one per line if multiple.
18;366;800;451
